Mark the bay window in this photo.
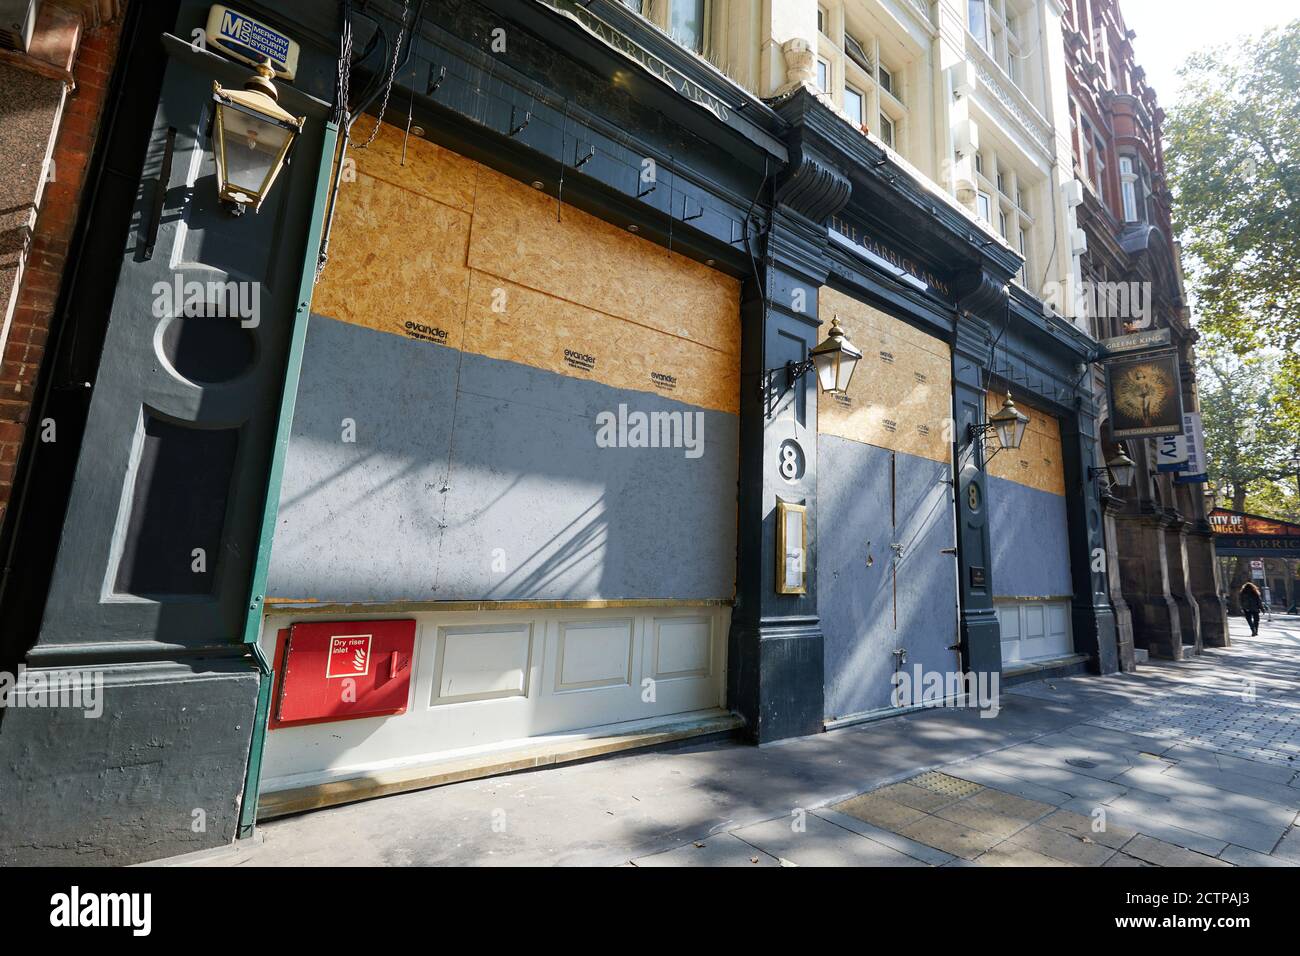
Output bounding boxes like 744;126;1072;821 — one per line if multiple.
1120;157;1139;222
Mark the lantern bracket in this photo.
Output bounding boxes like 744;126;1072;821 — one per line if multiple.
759;358;817;398
966;421;1007;464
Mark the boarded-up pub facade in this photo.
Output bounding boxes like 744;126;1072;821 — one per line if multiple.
0;0;1116;863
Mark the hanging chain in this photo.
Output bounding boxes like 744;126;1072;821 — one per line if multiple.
354;0;410;148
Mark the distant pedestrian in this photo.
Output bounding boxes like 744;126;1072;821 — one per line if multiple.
1240;582;1263;636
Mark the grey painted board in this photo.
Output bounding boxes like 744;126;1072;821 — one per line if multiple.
268;316;739;602
817;434;959;719
987;474;1072;598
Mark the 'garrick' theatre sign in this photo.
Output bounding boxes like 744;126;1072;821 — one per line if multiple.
1210;508;1300;557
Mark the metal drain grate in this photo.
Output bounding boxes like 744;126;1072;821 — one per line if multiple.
906;771;983;798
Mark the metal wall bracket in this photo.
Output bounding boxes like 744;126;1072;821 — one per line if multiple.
509;107;531;137
426;64;446;95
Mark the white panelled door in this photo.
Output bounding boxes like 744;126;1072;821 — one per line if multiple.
998;601;1073;665
260;605;728;792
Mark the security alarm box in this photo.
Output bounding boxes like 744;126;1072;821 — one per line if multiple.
270;619;415;728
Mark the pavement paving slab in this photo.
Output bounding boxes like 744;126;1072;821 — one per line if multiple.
1005;823;1118;866
631;834;780;867
1036;807;1135;849
1120;834;1232;868
898;815;1004;860
730;813;928;867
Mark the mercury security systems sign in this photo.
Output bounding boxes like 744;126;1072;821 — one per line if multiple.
206;5;299;79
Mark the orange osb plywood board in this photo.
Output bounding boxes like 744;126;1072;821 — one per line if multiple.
312;169;473;348
311;122;740;413
984;390;1066;496
466;165;738;351
344;120;478;212
463;272;738;415
816;286;953;464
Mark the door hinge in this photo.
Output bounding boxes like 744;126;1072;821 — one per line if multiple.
941;547;958;555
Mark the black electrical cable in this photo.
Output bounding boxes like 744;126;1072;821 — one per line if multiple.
743;157;770;406
319;0;426;277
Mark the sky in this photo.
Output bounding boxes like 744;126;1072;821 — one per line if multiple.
1117;0;1299;108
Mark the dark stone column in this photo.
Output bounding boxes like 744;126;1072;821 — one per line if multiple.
1118;509;1184;660
728;141;850;741
1188;524;1230;647
1164;514;1201;654
1061;408;1120;675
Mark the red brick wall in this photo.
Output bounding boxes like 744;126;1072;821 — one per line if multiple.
0;18;123;527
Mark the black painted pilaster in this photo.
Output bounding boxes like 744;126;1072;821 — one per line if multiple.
728;123;850;742
951;307;1002;681
1061;402;1120;674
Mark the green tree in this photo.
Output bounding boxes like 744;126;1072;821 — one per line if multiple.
1166;21;1300;432
1244;480;1300;524
1198;339;1297;606
1199;341;1292;512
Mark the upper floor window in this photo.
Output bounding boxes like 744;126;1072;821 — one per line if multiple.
879;112;895;149
1120;156;1139;221
844;85;865;127
1094;134;1108;206
1079;120;1094;185
969;0;989;49
818;8;912;157
623;0;708;55
845;32;872;74
975;149;1037;290
970;0;1029;93
878;64;894;97
669;0;707;53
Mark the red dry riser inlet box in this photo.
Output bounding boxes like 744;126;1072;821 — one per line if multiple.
270;619;416;728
